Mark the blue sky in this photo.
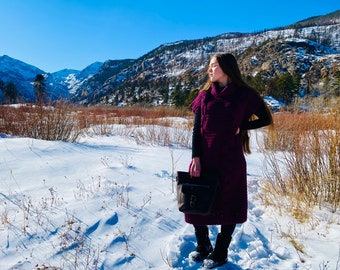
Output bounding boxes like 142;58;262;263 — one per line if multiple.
0;0;339;72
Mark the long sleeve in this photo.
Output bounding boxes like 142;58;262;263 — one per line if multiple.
241;102;272;130
192;111;201;158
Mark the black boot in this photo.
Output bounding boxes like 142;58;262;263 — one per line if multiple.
202;233;231;269
190;227;213;262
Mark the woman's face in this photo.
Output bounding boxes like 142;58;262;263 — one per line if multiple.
208;57;229;86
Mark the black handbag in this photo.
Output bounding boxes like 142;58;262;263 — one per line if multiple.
176;171;219;215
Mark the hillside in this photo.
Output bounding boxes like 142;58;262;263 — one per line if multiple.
71;11;340;106
287;10;340;28
0;10;339;105
0;56;102;102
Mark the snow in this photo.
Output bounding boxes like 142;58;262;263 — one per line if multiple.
0;123;339;270
263;96;284;111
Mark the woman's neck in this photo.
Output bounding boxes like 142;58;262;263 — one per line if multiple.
217;78;230;88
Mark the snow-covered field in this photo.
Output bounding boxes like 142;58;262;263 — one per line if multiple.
0;123;339;270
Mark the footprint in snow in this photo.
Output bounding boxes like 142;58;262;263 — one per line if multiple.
85;212;119;236
154;170;170;178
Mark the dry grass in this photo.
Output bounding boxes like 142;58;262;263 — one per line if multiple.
77;105;191;127
261;97;340;220
2;98;338;223
0;102;84;142
78;105;193;147
0;103;193;145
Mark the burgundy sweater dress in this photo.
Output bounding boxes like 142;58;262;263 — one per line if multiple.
185;82;271;225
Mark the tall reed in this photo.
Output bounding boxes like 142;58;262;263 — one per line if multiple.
262;97;340;219
0;102;84;142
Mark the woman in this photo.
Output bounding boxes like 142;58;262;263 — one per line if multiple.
187;53;273;269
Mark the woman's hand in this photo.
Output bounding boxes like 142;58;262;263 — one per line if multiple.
189;157;201;177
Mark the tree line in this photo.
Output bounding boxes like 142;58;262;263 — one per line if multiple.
1;70;339;107
0;74;46;104
172;72;303;108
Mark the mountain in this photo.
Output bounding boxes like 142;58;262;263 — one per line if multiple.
71;10;340;106
47;62;103;95
0;56;102;102
287;10;340;28
1;11;339;105
0;55;46;101
70;59;135;104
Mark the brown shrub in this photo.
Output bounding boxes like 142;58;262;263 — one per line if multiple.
262;97;340;218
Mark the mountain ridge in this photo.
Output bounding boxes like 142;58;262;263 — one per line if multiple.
72;11;339;105
0;10;339;105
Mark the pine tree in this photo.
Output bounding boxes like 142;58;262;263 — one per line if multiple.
3;82;18;104
267;73;299;103
0;80;4;103
34;74;46;104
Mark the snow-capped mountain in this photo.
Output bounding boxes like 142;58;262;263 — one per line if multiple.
48;62;103;95
0;56;102;102
71;10;340;106
0;10;339;105
0;55;46;101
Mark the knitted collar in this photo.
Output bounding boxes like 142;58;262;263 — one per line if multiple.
211;82;237;99
190;82;239;112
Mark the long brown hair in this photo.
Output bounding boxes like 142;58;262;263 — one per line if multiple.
202;53;273;154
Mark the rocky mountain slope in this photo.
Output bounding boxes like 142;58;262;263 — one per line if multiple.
0;55;47;101
0;56;102;102
1;10;339;105
72;10;340;106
